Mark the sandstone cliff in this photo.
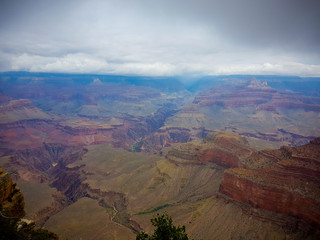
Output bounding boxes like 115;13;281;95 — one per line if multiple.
219;138;320;230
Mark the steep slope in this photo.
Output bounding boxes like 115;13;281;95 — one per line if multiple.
219;137;320;231
165;132;253;168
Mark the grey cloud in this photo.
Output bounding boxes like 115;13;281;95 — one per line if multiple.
169;0;320;52
0;0;319;76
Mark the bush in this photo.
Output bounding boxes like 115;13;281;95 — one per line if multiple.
136;213;189;240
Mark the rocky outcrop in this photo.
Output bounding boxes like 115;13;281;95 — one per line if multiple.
0;99;50;124
240;129;315;147
136;127;193;152
10;144;87;175
200;149;241;168
219;137;320;229
0;167;25;219
165;132;253;168
0;167;58;239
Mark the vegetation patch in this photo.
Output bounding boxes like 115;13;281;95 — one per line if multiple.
136;204;173;215
136;213;189;240
131;140;142;152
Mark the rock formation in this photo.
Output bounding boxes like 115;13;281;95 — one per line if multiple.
166;132;253;168
162;133;320;235
219;138;320;230
0;167;58;239
0;99;50;124
0;167;25;219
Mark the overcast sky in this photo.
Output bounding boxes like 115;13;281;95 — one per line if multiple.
0;0;320;76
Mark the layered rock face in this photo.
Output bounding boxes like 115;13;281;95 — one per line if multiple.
219;138;320;229
167;79;320;148
167;133;320;232
194;79;320;111
166;132;253;168
0;99;50;124
137;127;204;152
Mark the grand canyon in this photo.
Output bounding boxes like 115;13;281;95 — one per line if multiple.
0;72;320;239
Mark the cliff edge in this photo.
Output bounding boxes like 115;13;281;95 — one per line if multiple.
0;167;58;240
219;138;320;230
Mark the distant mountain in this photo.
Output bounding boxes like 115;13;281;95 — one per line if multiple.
166;78;320;149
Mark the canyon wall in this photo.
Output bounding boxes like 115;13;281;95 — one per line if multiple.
219;138;320;229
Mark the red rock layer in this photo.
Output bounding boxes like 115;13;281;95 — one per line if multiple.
201;148;240;168
166;133;252;168
219;138;320;228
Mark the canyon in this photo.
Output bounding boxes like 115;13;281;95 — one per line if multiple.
0;72;320;239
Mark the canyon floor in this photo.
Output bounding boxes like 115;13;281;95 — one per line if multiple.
0;72;320;239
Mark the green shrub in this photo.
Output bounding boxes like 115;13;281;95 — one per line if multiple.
136;213;189;240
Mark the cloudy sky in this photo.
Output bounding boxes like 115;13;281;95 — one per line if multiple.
0;0;320;76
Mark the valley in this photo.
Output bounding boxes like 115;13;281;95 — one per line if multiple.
0;72;320;239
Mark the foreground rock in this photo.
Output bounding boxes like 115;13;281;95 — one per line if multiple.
0;167;58;239
0;167;25;218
